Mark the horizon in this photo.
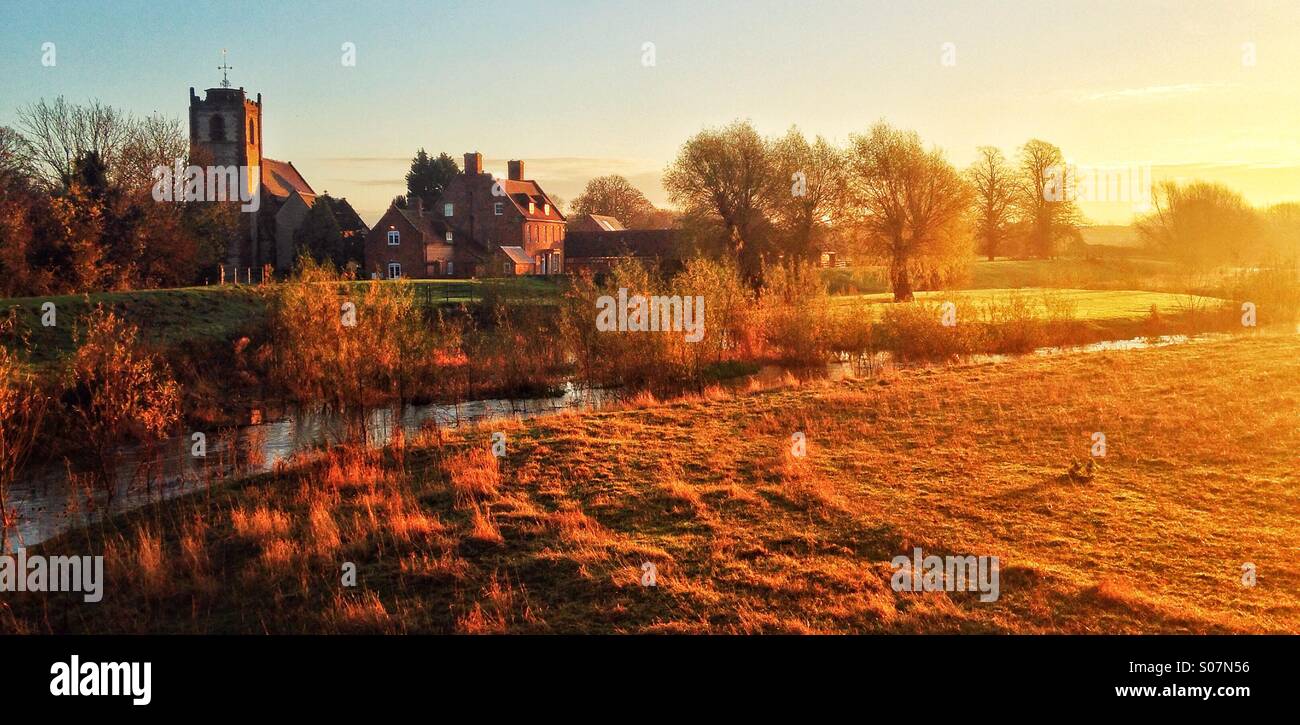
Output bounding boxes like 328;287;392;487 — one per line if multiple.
3;0;1300;226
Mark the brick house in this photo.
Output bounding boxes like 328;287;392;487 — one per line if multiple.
364;199;477;279
364;152;567;279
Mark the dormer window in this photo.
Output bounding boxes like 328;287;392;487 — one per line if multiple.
387;230;400;246
528;201;536;215
445;231;453;243
494;202;503;216
543;203;550;216
444;203;453;217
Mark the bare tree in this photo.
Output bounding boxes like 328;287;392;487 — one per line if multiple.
847;122;971;302
569;175;657;227
15;97;135;189
1136;181;1260;269
766;127;848;261
1015;139;1080;258
967;146;1018;261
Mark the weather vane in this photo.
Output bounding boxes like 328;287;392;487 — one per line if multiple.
218;49;232;88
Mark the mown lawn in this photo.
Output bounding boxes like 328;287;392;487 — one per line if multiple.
8;334;1296;633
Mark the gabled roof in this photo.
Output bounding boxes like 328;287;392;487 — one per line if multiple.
565;229;677;259
396;207;452;239
498;246;533;265
261;158;316;200
587;214;624;231
496;178;566;222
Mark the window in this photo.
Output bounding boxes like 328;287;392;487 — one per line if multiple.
445;231;453;243
494;202;503;216
543;203;550;216
503;261;512;275
209;114;226;142
528;201;535;215
387;230;400;245
248;119;256;143
446;261;454;276
443;203;453;217
387;262;401;279
428;261;441;276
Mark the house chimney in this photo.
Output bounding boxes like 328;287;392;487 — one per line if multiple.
464;152;483;175
508;160;525;181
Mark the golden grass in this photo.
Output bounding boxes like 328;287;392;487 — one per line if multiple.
6;334;1298;633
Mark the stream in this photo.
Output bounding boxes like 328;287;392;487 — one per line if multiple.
0;330;1248;551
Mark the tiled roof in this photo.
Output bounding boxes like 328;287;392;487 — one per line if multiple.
261;158;316;200
397;207;451;239
565;229;677;259
496;178;566;222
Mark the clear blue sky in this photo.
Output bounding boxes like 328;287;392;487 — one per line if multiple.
3;0;1299;224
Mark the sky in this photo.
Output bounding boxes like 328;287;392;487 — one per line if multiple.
2;0;1299;226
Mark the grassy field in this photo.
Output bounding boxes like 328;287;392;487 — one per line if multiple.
824;258;1181;295
0;276;563;365
7;334;1296;633
833;288;1224;322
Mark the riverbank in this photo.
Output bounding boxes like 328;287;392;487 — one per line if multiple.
5;333;1296;633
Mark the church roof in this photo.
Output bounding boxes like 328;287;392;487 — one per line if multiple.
261;158;316;201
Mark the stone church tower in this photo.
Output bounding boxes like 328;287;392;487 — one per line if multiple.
189;85;263;273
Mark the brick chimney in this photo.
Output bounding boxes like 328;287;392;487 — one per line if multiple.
464;152;483;175
508;160;525;181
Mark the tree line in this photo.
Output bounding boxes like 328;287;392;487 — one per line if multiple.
0;97;369;298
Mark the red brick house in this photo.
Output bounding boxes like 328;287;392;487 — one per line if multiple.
364;199;479;279
364;152;567;278
439;153;566;276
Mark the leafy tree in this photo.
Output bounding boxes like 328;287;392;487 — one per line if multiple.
664;120;776;280
766;127;848;262
405;149;459;209
848;122;971;302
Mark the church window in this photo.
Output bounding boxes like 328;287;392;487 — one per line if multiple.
209;114;226;141
248;119;256;143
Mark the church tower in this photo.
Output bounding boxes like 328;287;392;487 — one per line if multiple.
188;53;264;274
188;86;262;199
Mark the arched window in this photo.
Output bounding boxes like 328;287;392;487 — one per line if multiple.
248;119;256;144
209;114;226;142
